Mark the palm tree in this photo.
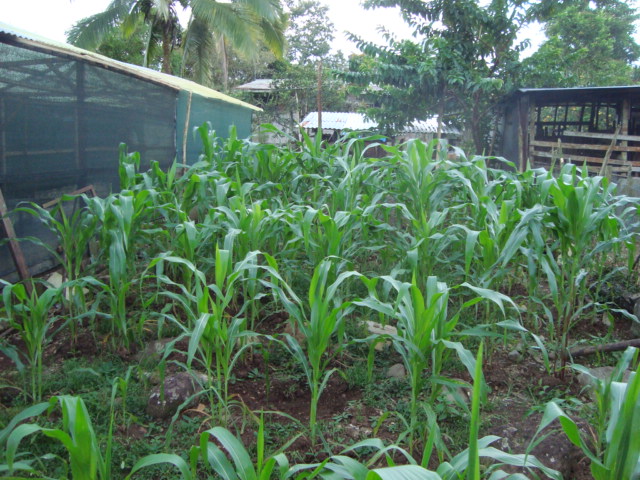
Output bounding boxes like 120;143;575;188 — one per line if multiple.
67;0;286;87
184;0;286;89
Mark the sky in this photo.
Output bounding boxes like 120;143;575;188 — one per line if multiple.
0;0;542;56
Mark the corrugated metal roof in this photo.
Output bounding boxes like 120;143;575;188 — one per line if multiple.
517;86;640;94
300;112;377;130
0;22;261;112
235;79;275;92
300;112;460;135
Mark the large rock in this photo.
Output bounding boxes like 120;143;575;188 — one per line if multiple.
386;363;406;379
577;366;632;399
146;372;203;419
366;321;397;351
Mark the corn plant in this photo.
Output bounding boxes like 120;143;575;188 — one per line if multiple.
267;258;360;444
1;280;61;401
532;348;640;479
536;164;631;372
148;245;272;417
128;422;441;480
86;188;155;348
358;274;518;450
15;196;98;325
2;395;115;479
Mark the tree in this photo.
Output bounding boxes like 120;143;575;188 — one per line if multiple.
284;0;334;64
522;0;640;87
236;0;353;134
341;0;528;153
67;0;286;88
68;0;186;74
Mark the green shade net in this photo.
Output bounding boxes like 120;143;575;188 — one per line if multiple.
0;39;253;279
176;90;253;164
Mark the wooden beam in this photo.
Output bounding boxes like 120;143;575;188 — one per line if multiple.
531;150;632;171
42;185;97;209
531;140;640;153
0;187;31;286
568;339;640;359
600;124;622;176
621;98;631;169
564;130;640;142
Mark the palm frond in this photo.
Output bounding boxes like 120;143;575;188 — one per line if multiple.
190;0;262;56
66;0;135;48
183;17;218;85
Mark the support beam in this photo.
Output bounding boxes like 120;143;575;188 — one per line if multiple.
0;187;31;287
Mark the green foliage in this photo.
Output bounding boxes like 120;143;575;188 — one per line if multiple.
67;0;286;88
269;258;360;443
1;281;62;401
2;395;114;479
342;0;528;153
533;348;640;479
3;123;639;478
522;0;640;87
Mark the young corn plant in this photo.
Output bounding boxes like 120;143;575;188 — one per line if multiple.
86;188;155;348
434;342;560;480
15;196;98;331
532;347;640;479
2;395;115;480
358;274;517;451
1;280;61;401
268;258;360;444
148;245;270;417
538;164;630;372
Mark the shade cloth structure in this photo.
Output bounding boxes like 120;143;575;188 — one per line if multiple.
0;22;260;279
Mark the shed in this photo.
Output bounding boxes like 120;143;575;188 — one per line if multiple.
0;22;260;279
300;112;461;144
500;87;640;176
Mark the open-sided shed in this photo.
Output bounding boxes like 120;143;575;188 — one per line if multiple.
0;23;260;279
500;87;640;177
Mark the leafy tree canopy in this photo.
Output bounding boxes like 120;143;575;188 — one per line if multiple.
341;0;529;153
522;0;640;87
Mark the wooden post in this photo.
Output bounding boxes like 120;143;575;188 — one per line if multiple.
316;59;323;133
518;96;530;171
0;186;31;287
620;98;630;168
182;92;193;167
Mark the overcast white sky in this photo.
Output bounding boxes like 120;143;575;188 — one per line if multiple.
1;0;544;56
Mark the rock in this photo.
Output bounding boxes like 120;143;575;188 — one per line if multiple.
146;372;203;419
507;341;524;362
443;381;471;407
137;338;175;366
366;321;397;351
577;366;632;398
508;349;523;363
386;363;406;379
46;272;64;289
632;297;640;337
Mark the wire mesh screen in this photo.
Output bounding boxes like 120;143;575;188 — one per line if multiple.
0;40;177;279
